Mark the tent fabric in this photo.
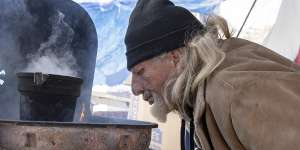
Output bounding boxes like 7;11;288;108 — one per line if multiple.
263;0;300;60
218;0;282;44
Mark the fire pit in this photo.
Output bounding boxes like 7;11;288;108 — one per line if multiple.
0;118;157;150
11;72;158;150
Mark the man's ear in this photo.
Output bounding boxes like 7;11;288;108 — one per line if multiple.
168;48;182;66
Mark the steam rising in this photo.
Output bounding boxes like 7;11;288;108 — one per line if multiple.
23;11;78;77
0;70;4;85
0;0;97;120
0;70;5;75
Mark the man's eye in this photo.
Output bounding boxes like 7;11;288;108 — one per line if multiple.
137;68;144;75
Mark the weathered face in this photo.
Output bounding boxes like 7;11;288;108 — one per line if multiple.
130;51;180;122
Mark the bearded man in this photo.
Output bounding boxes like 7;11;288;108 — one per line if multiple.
124;0;300;149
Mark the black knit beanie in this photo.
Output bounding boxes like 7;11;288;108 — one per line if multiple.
125;0;205;70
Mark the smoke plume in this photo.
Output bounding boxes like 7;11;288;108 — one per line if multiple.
0;0;36;119
0;0;83;119
23;10;79;77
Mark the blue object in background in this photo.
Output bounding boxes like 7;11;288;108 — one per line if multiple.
74;0;222;86
79;2;131;85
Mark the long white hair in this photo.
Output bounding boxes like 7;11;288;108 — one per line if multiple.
162;15;231;120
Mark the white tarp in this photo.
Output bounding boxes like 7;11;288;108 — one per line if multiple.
263;0;300;61
218;0;282;44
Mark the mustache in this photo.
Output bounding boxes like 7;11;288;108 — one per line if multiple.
143;90;152;100
143;90;154;105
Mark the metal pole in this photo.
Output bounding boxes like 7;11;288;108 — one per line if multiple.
237;0;258;37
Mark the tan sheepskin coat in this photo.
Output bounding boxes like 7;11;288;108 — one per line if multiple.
194;38;300;150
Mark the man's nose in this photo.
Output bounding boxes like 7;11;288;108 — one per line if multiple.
131;75;144;96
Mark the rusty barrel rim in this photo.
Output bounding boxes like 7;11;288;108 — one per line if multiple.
0;118;158;129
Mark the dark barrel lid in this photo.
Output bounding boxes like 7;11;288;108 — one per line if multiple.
17;72;83;97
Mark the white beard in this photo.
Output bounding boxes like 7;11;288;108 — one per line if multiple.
149;91;171;123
